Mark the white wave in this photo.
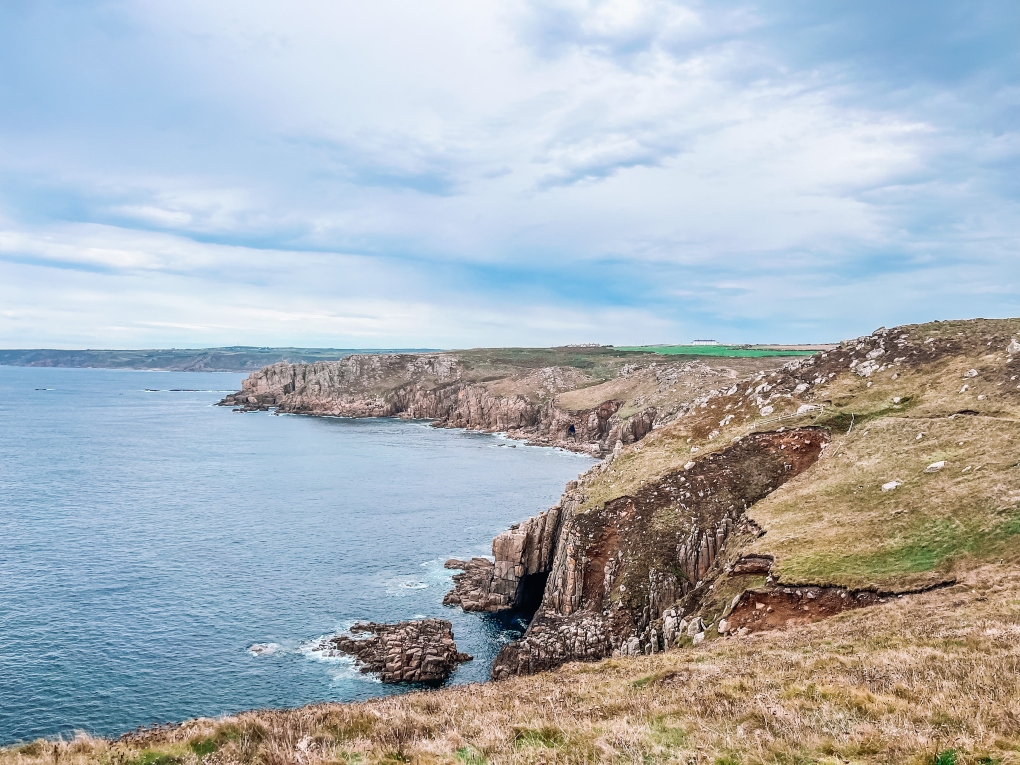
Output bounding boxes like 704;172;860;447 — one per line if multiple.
381;572;436;595
247;642;282;656
299;629;381;684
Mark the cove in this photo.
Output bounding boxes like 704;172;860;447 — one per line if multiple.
0;366;594;745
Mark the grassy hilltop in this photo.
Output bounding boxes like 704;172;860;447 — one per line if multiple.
5;319;1020;764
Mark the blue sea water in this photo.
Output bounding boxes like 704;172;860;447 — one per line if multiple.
0;366;594;745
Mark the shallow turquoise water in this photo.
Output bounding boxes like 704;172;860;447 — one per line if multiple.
0;366;593;744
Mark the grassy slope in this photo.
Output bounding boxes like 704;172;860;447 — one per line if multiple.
746;320;1020;591
553;356;785;418
617;345;816;358
582;319;1020;592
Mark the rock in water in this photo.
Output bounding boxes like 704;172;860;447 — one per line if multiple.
323;619;472;684
443;505;565;613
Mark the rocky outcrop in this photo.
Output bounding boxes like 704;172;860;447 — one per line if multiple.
444;504;566;612
316;619;472;684
219;354;464;416
731;554;774;575
480;428;829;678
219;353;661;455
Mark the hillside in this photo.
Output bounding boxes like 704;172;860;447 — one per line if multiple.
10;574;1015;764
6;318;1020;764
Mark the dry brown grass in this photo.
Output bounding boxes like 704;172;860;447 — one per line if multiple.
553;371;660;413
553;359;780;419
7;566;1020;764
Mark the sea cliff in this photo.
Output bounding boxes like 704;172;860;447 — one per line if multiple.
218;348;782;455
431;318;1020;685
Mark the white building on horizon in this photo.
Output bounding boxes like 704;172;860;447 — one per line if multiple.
691;339;720;346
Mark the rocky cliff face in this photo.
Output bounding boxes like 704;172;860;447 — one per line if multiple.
219;353;662;455
443;319;1020;680
444;504;566;613
481;427;828;678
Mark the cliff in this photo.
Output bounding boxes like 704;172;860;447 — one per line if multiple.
442;318;1020;681
219;348;785;455
444;427;829;677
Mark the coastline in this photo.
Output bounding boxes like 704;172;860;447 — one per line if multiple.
0;367;592;745
7;320;1020;762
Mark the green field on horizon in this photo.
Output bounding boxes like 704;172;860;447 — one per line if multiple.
617;344;817;358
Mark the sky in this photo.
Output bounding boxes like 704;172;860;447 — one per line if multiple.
0;1;1018;349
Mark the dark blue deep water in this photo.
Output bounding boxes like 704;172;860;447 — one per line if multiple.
0;367;593;745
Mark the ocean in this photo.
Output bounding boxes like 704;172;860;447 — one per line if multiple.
0;366;594;745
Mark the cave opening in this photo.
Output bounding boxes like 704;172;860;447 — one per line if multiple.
485;571;550;638
516;571;550;616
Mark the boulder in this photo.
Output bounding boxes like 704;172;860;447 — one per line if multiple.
686;617;706;637
722;594;741;619
663;612;678;644
731;554;774;575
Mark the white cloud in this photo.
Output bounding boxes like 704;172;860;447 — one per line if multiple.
0;0;1016;346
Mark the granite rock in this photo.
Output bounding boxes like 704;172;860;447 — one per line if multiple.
320;619;471;684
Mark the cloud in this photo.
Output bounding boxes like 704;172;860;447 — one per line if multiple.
0;0;1017;347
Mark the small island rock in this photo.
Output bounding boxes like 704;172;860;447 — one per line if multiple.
319;619;472;684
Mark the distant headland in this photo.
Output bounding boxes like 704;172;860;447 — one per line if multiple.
0;347;436;373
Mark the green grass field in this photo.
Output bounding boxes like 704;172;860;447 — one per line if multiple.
617;345;817;357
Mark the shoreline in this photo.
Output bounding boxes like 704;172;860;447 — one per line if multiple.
0;369;592;747
248;406;607;457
